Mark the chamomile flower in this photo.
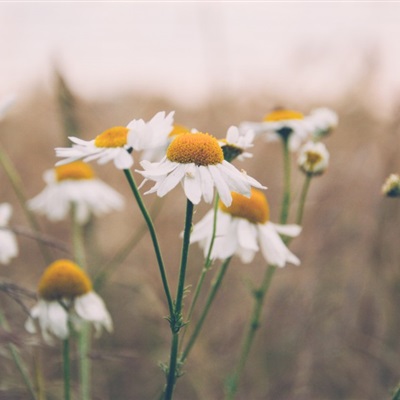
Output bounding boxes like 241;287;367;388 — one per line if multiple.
382;173;400;197
239;109;310;151
190;189;301;267
137;132;266;207
306;107;338;140
0;203;18;264
25;259;112;342
27;161;124;224
55;111;174;169
297;141;330;176
219;126;254;162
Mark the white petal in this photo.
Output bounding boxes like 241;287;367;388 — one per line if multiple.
198;166;215;204
183;165;202;204
272;223;302;237
208;165;232;206
156;164;186;197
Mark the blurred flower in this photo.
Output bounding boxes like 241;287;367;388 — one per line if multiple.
25;259;112;342
0;203;18;264
27;161;124;224
219;126;254;162
239;109;310;151
137;132;265;207
0;94;16;121
298;141;330;176
190;189;301;267
55;111;174;169
382;173;400;197
306;107;338;140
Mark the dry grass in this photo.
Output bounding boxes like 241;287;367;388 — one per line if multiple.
0;72;400;400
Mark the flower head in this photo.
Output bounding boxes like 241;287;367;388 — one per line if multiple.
55;111;174;169
306;107;338;140
239;108;310;151
298;141;329;176
190;189;301;267
0;203;18;264
27;161;124;224
219;126;254;162
137;132;266;206
25;259;112;342
382;173;400;197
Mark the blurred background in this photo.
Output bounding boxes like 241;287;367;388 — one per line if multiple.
1;2;400;400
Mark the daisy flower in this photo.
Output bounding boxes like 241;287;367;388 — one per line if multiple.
219;126;254;162
0;203;18;264
55;111;174;169
306;107;338;140
25;259;112;342
27;161;124;224
137;132;266;207
297;141;330;176
239;108;310;151
190;189;301;267
382;173;400;197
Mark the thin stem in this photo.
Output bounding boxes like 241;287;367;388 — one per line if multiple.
123;169;174;317
63;338;71;400
71;206;90;400
392;382;400;400
280;138;291;225
180;194;220;348
181;257;232;362
164;199;194;400
0;309;37;399
225;265;277;400
0;142;51;263
296;174;312;226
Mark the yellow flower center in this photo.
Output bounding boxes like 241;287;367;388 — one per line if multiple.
305;151;323;166
263;109;304;122
166;133;224;166
38;259;92;301
94;126;129;148
168;124;190;138
55;161;95;182
219;188;269;224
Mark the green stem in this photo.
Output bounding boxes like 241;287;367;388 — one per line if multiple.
0;142;51;263
225;265;277;400
296;174;312;226
71;206;90;400
63;338;71;400
0;309;37;399
280;138;291;225
392;383;400;400
164;200;194;400
181;257;232;362
179;195;220;349
123;169;174;317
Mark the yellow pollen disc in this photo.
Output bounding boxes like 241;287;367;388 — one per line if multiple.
263;109;304;122
219;188;269;224
166;132;224;166
94;126;129;148
55;161;95;182
168;124;190;138
306;151;323;166
38;259;92;301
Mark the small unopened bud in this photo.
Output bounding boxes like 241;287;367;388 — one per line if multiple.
382;174;400;197
298;141;329;176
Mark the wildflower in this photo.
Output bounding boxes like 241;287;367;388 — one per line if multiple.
137;132;266;207
298;141;329;176
55;111;174;169
239;108;310;151
382;173;400;197
219;126;254;162
306;107;338;140
27;161;124;224
0;203;18;264
190;189;301;267
25;259;112;342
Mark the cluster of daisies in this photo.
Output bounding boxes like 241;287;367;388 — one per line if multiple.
1;105;338;343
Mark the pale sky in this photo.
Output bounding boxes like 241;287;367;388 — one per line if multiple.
1;2;400;113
